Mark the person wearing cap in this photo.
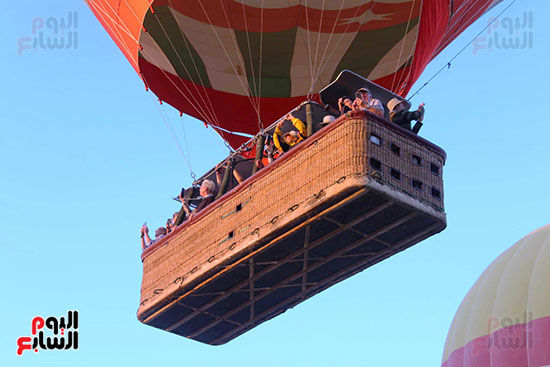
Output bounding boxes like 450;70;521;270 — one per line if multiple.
141;224;167;250
273;113;307;154
387;98;425;134
354;87;385;117
319;114;336;127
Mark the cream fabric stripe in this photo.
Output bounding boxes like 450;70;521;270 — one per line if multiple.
527;228;550;320
167;8;251;97
367;23;419;81
290;28;357;96
140;31;179;76
442;225;550;362
442;244;519;361
491;231;542;328
442;260;488;363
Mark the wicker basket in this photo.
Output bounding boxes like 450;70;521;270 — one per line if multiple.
138;111;446;344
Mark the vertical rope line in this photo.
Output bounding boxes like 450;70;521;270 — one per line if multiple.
91;0;238;148
239;1;259;105
257;0;265;125
310;1;373;92
88;0;139;54
392;0;424;95
390;0;417;92
309;0;326;98
149;91;194;176
166;0;223;127
302;0;315;98
119;0;219;125
211;0;261;117
92;0;217;124
408;0;519;99
150;10;221;126
310;0;347;91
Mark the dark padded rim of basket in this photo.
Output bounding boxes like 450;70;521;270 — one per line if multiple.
141;110;446;261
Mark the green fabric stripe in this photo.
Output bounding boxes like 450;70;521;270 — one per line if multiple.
234;28;297;98
142;6;211;88
332;18;420;82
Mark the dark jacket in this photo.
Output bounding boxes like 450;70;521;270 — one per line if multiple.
195;193;215;213
390;107;424;133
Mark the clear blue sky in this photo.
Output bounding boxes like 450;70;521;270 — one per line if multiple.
1;1;548;366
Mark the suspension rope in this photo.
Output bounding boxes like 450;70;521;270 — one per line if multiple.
390;0;417;92
306;1;372;97
239;1;260;107
91;0;218;127
119;0;222;130
308;0;326;99
302;0;315;99
257;0;265;128
149;93;195;179
179;114;192;169
90;0;233;161
309;0;347;91
150;8;221;127
196;0;261;118
166;0;223;128
409;0;518;100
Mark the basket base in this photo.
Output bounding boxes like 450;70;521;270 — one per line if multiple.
139;183;446;345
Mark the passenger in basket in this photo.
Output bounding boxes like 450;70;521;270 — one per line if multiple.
354;87;385;117
387;98;425;134
265;135;276;164
319;115;336;127
273;113;307;154
215;161;245;186
166;211;179;233
141;224;166;250
180;179;216;220
338;96;353;115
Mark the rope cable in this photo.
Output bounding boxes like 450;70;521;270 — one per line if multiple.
408;0;518;100
151;8;221;127
390;0;418;92
197;0;261;117
309;0;347;91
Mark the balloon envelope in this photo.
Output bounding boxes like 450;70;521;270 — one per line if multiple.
85;0;502;148
442;225;550;367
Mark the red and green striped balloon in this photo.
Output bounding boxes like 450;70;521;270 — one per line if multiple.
86;0;502;149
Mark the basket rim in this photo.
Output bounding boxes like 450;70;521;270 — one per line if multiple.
141;112;446;261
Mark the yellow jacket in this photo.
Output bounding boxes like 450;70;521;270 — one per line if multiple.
273;117;307;153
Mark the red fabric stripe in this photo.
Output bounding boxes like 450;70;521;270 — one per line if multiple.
152;0;420;33
402;0;450;97
433;0;496;58
139;56;308;149
442;316;550;367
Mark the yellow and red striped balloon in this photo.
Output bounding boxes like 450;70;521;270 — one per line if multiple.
442;224;550;367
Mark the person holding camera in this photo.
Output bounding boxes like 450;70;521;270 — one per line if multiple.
141;224;167;250
178;179;216;222
387;98;425;134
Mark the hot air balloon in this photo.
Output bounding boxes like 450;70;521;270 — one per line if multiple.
85;0;502;148
442;225;550;367
84;0;502;344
